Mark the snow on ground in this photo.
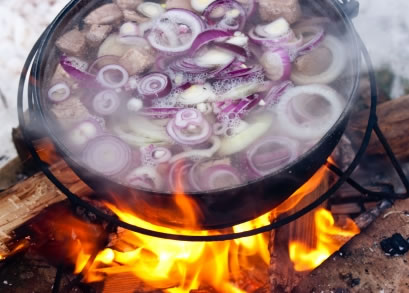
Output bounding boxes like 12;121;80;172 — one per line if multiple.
0;0;408;167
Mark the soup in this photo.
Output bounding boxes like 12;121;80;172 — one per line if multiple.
46;0;349;193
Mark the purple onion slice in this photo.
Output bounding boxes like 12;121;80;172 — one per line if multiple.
137;72;172;99
47;82;70;103
167;109;212;145
189;29;233;55
139;107;182;119
260;48;292;81
83;135;132;177
60;55;97;84
168;159;194;192
147;9;205;54
247;137;299;176
203;0;247;32
97;64;129;89
92;90;121;116
88;55;121;75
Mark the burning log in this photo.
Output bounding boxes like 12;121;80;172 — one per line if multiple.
293;198;409;293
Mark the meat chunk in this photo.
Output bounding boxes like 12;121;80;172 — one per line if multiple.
50;97;91;126
85;24;112;47
294;47;333;75
114;0;143;10
119;47;155;75
258;0;301;24
55;29;86;57
84;4;123;25
166;0;193;10
123;9;150;23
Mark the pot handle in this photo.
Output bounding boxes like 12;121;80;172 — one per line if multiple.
338;0;360;19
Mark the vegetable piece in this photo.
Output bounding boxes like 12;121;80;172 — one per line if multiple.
137;2;165;18
137;72;172;99
119;22;139;37
260;17;291;38
167;109;212;145
139;107;182;118
92;90;121;115
203;0;247;31
294;25;325;57
142;145;172;165
168;159;194;191
194;47;236;68
147;9;205;54
127;98;144;112
125;166;163;189
60;55;97;84
201;164;241;189
190;0;215;13
218;112;273;156
48;82;71;103
88;55;121;75
83;135;132;177
169;136;221;163
67;118;103;150
98;33;152;57
247;137;299;176
276;84;344;140
178;83;216;105
189;29;233;55
262;80;293;106
219;80;262;101
96;64;129;88
259;48;292;81
291;35;346;85
170;58;213;74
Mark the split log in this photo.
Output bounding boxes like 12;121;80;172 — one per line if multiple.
0;161;91;255
350;94;409;160
293;198;409;293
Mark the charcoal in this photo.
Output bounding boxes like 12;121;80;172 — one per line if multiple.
380;233;409;256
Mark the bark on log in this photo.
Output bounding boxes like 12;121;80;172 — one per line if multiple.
350;94;409;160
0;161;90;255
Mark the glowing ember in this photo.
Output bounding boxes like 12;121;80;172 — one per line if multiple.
289;208;360;272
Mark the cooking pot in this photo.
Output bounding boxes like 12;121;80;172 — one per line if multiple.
29;0;361;229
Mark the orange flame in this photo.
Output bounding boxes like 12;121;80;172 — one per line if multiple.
289;208;360;272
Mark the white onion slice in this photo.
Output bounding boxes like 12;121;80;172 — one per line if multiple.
275;84;345;140
291;35;346;85
83;135;132;177
194;47;236;68
178;83;216;105
92;90;121;116
97;64;129;88
191;0;216;13
247;137;299;176
137;2;165;18
48;82;70;103
125;166;163;189
169;136;221;163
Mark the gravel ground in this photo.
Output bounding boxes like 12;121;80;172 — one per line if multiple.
0;0;408;167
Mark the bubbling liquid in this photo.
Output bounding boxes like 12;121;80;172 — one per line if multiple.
46;0;352;193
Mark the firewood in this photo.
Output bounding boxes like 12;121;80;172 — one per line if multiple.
0;161;90;255
350;94;409;160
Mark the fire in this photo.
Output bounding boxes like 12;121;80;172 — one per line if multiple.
289;208;360;272
18;157;360;292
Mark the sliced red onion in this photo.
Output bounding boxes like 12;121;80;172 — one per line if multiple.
194;47;236;68
137;2;165;18
214;42;247;59
202;164;242;189
155;55;173;71
139;107;182;119
189;29;233;55
247;137;299;176
47;82;70;103
137;72;172;99
276;84;345;140
236;0;255;17
88;55;120;75
60;55;97;84
260;48;292;81
147;9;205;54
96;64;129;88
144;146;172;164
119;35;151;46
170;58;212;74
67;118;103;150
83;135;132;177
214;64;263;79
188;161;242;190
168;159;194;192
248;18;295;47
294;25;325;57
125;166;162;189
167;109;212;145
217;94;260;120
261;80;293;106
291;35;346;85
203;0;246;32
92;90;121;116
169;136;221;163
